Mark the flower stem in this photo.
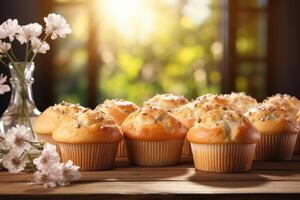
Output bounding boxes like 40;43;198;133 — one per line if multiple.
0;149;9;154
5;52;15;62
12;64;26;124
0;57;8;67
29;141;44;150
11;63;35;138
30;34;50;62
25;43;29;62
27;49;33;59
10;48;19;62
23;96;35;138
26;150;38;171
19;149;27;159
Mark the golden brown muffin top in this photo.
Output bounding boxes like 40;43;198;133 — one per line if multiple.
121;105;188;141
222;92;258;113
173;101;223;129
95;99;139;126
263;94;300;115
195;94;230;108
33;102;85;135
245;103;300;135
187;108;260;144
52;109;123;144
143;94;189;111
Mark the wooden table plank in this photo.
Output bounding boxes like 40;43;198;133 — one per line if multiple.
0;155;299;199
1;168;300;183
0;181;299;195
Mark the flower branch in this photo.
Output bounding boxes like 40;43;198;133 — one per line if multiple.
0;14;77;188
0;125;80;187
0;13;71;64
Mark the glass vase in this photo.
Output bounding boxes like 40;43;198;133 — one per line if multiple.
0;62;40;138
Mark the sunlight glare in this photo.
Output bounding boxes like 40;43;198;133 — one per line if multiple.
100;0;156;42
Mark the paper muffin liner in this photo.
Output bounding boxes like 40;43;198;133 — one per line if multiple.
116;140;127;161
58;143;118;171
191;143;256;173
294;134;300;153
255;134;298;161
36;134;61;156
181;139;193;160
125;139;184;167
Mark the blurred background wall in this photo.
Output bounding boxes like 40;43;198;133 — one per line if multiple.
0;0;300;114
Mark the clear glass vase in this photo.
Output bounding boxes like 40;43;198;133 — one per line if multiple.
0;62;40;138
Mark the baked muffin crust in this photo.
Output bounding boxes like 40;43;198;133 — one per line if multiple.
195;94;230;108
95;99;139;126
263;94;300;116
144;94;189;111
52;109;123;144
222;92;257;113
121;106;188;141
33;102;84;135
187;108;260;144
245;103;300;135
173;101;223;129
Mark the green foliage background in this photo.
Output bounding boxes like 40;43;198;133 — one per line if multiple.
99;0;222;105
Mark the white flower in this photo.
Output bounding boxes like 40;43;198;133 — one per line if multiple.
61;160;80;182
33;161;80;187
5;125;32;151
33;143;60;170
2;149;27;173
44;13;72;40
0;19;20;41
31;37;50;54
0;40;11;53
32;144;81;187
33;170;54;187
16;23;42;44
33;165;62;188
0;74;10;95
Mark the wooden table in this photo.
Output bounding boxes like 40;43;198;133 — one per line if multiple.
0;155;299;200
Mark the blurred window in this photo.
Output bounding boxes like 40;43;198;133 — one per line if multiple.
51;0;268;106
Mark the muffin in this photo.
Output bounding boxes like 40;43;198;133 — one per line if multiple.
121;106;188;166
246;102;300;161
173;102;223;159
52;109;123;171
33;102;84;153
144;94;189;112
187;108;260;172
222;92;258;113
195;94;230;108
95;99;139;160
264;94;300;153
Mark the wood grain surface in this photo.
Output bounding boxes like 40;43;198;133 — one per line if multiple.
0;154;299;200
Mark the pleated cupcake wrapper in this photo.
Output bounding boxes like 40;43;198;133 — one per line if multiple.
116;140;127;160
37;134;61;157
294;134;300;153
191;143;256;173
181;139;193;160
255;134;298;161
58;143;118;171
125;139;184;167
